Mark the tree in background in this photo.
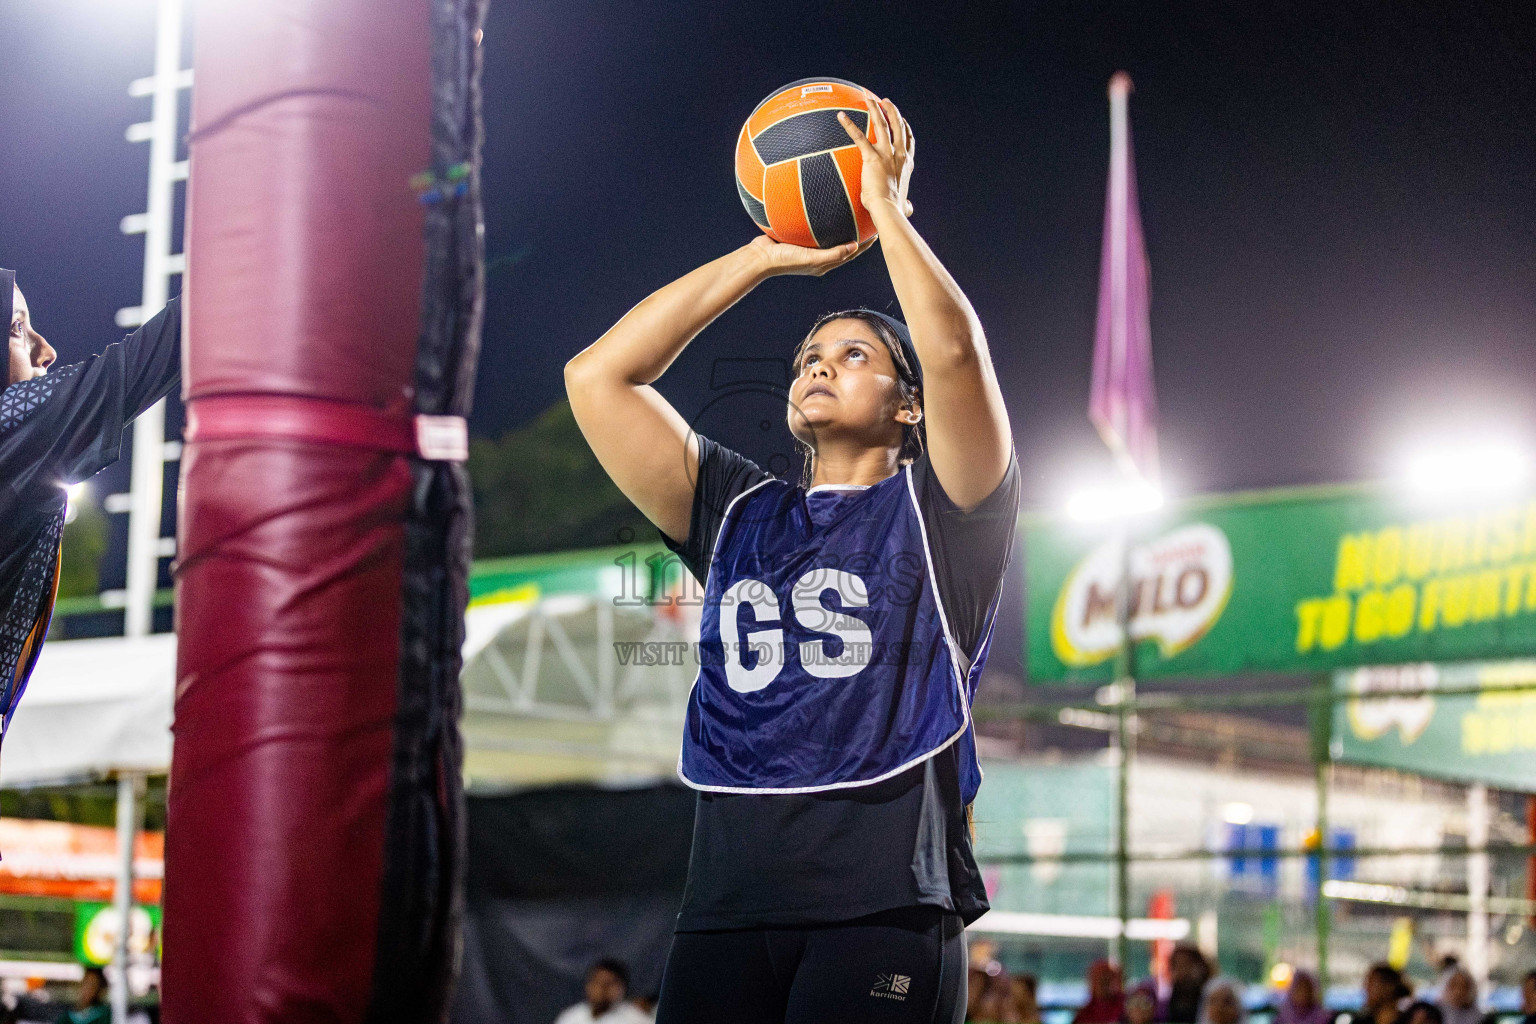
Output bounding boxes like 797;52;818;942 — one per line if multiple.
58;493;108;599
469;400;661;558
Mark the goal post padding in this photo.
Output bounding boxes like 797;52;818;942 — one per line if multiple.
168;0;484;1019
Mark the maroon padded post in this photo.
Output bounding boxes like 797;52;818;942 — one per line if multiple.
166;2;431;1021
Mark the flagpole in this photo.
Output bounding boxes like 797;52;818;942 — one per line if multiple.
1090;68;1155;970
1106;70;1137;973
1113;524;1136;971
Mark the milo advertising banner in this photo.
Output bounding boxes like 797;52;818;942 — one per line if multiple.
1026;484;1536;683
1332;661;1536;790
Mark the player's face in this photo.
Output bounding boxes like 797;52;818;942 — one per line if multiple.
788;318;919;451
8;286;56;386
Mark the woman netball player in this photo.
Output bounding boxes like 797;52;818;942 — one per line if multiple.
565;97;1017;1024
2;270;180;760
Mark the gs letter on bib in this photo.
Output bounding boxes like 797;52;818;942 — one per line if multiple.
679;468;993;800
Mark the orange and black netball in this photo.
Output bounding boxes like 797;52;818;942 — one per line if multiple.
734;77;878;249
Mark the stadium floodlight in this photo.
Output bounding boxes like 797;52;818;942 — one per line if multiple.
65;482;87;524
1403;438;1531;498
1066;478;1163;523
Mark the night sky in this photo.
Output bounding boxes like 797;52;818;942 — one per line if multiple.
2;0;1533;514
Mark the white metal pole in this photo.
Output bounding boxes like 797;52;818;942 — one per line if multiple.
110;773;146;1024
124;0;185;638
1467;783;1489;1000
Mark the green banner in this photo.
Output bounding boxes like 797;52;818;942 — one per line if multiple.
1026;484;1536;683
1332;661;1536;789
469;542;682;608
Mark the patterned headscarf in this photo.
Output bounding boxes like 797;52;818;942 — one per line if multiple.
2;269;14;353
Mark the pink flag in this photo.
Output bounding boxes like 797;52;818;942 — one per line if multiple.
1090;72;1160;487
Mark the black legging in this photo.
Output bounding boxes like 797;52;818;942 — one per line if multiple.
655;905;967;1024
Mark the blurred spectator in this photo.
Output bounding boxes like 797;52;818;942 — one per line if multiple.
1405;1002;1443;1024
1278;970;1331;1024
968;968;1015;1024
1127;982;1159;1024
1011;973;1042;1024
1519;970;1535;1024
1436;969;1483;1024
967;940;1008;1023
554;959;648;1024
969;969;988;1020
1076;961;1126;1024
630;991;658;1023
1162;945;1214;1024
1198;979;1246;1024
2;977;58;1024
1428;957;1460;1001
1362;964;1412;1024
63;969;109;1024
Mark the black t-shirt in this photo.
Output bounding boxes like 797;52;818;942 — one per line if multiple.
661;435;1021;931
0;298;182;729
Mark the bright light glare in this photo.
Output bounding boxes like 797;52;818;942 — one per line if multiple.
64;482;87;524
1403;440;1531;498
1066;479;1163;522
1269;963;1294;989
1222;801;1254;825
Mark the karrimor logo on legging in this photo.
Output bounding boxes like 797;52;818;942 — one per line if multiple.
870;973;911;1001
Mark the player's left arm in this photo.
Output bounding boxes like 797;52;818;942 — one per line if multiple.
840;99;1012;512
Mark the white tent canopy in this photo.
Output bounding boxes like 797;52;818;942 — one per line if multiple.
0;592;697;791
0;634;176;788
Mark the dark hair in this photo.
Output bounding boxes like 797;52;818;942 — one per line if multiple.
1367;963;1410;1001
791;309;925;487
589;958;630;991
1406;1002;1442;1024
1170;943;1212;980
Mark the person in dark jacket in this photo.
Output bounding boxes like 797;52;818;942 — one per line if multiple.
1;269;180;758
1076;960;1126;1024
1161;945;1213;1024
1361;964;1412;1024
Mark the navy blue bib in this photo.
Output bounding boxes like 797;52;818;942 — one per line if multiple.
679;465;992;802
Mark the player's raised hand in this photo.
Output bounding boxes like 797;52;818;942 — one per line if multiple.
838;97;915;220
744;233;876;278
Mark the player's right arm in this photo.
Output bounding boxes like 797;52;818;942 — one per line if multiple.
565;235;868;543
2;297;183;491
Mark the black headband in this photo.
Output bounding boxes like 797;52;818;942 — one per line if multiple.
851;308;922;387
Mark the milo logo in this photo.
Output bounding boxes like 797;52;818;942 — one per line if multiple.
1050;523;1233;667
